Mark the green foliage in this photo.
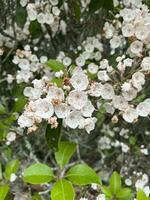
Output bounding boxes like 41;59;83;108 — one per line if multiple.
29;20;43;38
55;141;77;168
0;185;9;200
66;164;101;185
15;6;27;28
116;188;132;200
73;1;81;21
23;163;54;184
51;179;75;200
109;171;121;194
46;59;65;72
13;98;27;112
89;0;113;13
102;171;133;200
5;159;20;180
0;103;6;114
101;186;113;198
137;190;150;200
45;120;62;151
31;193;42;200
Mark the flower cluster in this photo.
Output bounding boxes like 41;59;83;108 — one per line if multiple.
10;46;48;83
18;67;97;133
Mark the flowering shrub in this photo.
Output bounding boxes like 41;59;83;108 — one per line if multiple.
0;0;150;199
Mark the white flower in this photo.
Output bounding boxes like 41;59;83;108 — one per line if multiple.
63;57;72;66
45;13;54;25
122;23;134;37
31;98;54;119
135;179;145;190
89;82;102;97
130;40;143;55
16;70;33;83
112;95;129;111
121;143;129;153
18;114;34;128
141;148;149;155
47;86;64;101
91;183;98;190
121;82;132;92
32;79;45;89
132;72;145;90
85;43;94;53
55;103;70;118
50;0;58;6
37;13;46;24
97;70;110;82
136;101;150;117
79;117;96;133
55;70;64;78
135;24;150;41
120;8;136;22
6;132;16;142
103;103;115;114
23;87;42;100
96;194;105;200
101;83;115;100
141;57;150;71
123;58;133;67
75;56;85;67
52;7;60;16
88;63;98;74
10;173;17;182
99;59;109;69
7;74;14;83
70;71;89;91
27;3;37;21
122;88;137;101
20;0;28;7
81;101;95;117
144;186;150;197
125;178;132;186
110;36;121;49
18;59;30;70
122;108;138;123
40;56;48;64
64;111;83;129
68;90;87;110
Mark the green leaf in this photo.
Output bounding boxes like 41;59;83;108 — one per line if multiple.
23;163;54;184
109;171;121;194
89;0;104;12
116;188;132;200
89;0;113;13
66;164;100;185
55;141;76;168
137;190;150;200
13;98;27;112
32;193;42;200
46;59;65;72
15;6;27;28
51;179;75;200
45;120;62;151
51;78;63;87
5;159;20;180
101;186;112;198
0;103;6;114
73;1;81;21
0;185;9;200
29;20;43;38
